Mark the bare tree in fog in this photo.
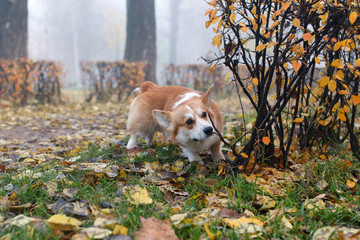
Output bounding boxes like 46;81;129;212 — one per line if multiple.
0;0;27;60
169;0;180;64
124;0;156;82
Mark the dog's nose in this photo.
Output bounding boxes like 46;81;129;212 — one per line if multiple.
203;126;213;136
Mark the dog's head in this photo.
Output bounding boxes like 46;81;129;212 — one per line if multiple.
152;85;215;145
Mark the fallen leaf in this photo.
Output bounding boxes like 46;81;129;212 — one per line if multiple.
5;214;38;227
81;227;112;239
113;224;129;235
122;185;153;205
47;214;82;231
346;179;356;189
170;213;188;225
223;216;263;228
136;216;178;240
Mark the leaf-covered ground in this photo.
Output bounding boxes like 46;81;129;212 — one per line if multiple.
0;94;359;240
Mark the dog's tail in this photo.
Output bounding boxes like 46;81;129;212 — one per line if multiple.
132;81;158;95
140;81;158;93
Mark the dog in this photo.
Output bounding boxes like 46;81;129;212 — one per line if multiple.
126;81;225;162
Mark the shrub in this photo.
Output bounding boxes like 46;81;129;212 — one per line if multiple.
0;58;63;106
81;61;148;102
162;64;229;96
205;0;360;169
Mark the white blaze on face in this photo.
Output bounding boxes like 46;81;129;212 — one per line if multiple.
172;92;201;110
182;105;213;142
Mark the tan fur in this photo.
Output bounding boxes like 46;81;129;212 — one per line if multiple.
126;81;225;162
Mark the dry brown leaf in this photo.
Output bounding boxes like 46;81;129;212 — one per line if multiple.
136;216;178;240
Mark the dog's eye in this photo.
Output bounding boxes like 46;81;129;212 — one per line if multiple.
202;112;207;118
186;119;194;125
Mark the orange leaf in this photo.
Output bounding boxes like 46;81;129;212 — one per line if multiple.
328;80;337;92
303;33;312;41
262;137;270;145
240;152;249;158
256;44;267;52
293;18;300;28
294;118;303;123
338;90;348;95
355;58;360;67
338;111;346;122
352;95;360;106
291;61;301;74
347;179;356;189
252;77;259;86
349;11;358;25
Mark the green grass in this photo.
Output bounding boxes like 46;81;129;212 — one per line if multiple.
1;140;359;239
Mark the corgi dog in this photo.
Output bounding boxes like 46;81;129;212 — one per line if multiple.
126;81;225;162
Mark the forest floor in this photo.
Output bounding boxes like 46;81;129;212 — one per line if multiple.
0;91;359;239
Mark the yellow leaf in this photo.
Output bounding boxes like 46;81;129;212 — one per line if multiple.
343;105;350;113
328;80;337;92
47;214;82;231
281;2;291;12
251;6;257;16
352;95;360;106
252;77;259;86
229;12;236;24
113;225;128;235
171;160;184;173
271;20;281;29
319;116;332;126
261;198;277;209
208;0;217;7
332;102;340;112
347;179;356;188
315;57;320;64
209;9;218;21
319;76;330;88
330;59;343;69
239;22;247;32
262;136;270;145
204;222;220;240
240;152;249;158
342;39;355;51
349;11;358;25
335;70;344;80
210;65;216;75
338;111;346;122
205;16;220;28
333;41;343;51
294;118;303;123
223;216;263;228
212;34;222;48
123;185;153;205
338;90;348;95
293;18;300;28
256;44;267;52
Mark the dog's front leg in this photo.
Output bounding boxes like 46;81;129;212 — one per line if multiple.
180;147;202;162
210;141;225;160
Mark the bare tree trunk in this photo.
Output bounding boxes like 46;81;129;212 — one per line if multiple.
124;0;156;82
71;2;80;85
0;0;28;60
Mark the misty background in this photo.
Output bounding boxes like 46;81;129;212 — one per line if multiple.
28;0;217;86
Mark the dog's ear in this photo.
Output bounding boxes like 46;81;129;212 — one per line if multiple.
152;110;172;129
201;84;214;107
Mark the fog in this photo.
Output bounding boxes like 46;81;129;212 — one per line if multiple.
28;0;217;86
